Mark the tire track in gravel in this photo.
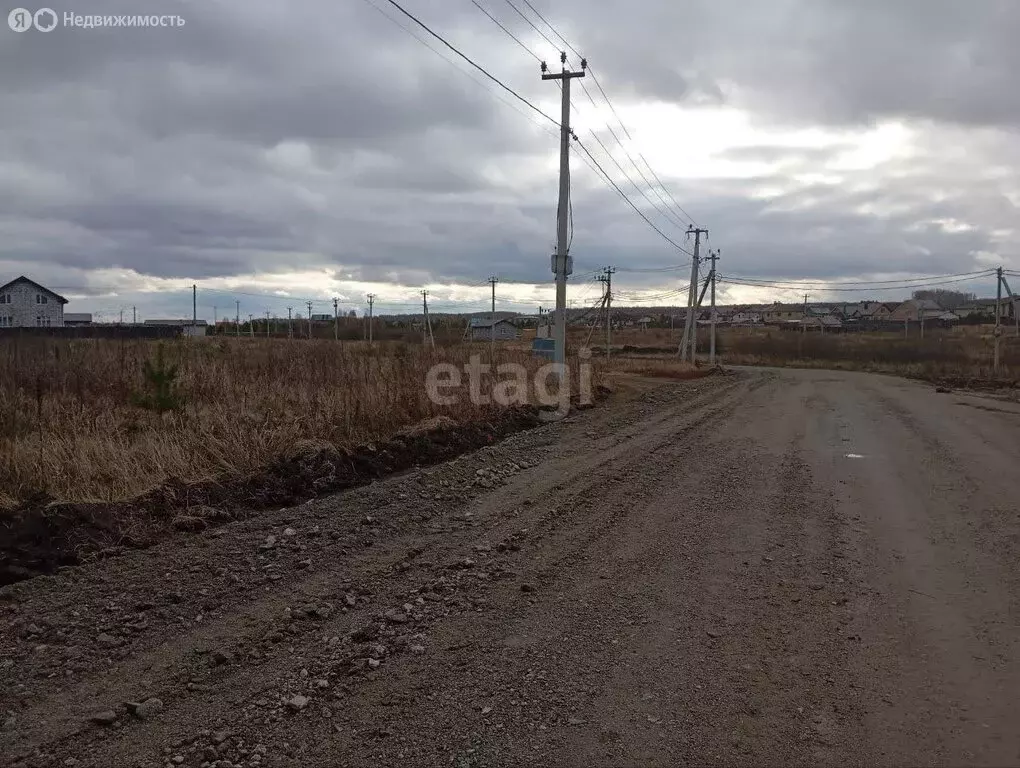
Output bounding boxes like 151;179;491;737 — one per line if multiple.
0;375;743;768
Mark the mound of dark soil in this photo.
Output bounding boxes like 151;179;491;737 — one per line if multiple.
0;407;540;585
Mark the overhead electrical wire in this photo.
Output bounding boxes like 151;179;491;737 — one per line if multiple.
717;271;998;294
573;136;694;256
469;0;541;62
502;0;563;56
721;268;996;287
382;0;558;127
504;0;699;228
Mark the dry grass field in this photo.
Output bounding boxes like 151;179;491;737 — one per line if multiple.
0;337;595;507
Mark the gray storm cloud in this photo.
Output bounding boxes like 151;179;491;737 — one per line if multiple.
1;0;1018;312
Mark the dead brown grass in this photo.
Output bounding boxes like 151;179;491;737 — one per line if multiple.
0;338;596;506
715;327;1020;381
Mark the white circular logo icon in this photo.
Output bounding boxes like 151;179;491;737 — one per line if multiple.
8;7;33;31
33;7;57;31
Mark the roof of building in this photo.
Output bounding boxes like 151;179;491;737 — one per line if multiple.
468;317;516;328
0;276;69;304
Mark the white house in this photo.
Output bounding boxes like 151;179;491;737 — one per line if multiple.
0;276;68;328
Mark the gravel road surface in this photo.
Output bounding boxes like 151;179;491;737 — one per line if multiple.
2;368;1019;767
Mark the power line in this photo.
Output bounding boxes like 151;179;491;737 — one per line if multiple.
469;0;541;62
717;271;998;294
719;269;996;289
382;0;557;126
587;129;688;234
587;67;698;227
502;0;561;54
573;135;694;257
363;0;558;137
497;1;700;228
520;0;582;60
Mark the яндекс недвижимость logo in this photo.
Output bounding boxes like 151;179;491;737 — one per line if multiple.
8;7;57;31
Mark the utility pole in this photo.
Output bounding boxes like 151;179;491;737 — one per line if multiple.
488;276;499;356
192;284;197;331
709;250;720;364
235;300;240;338
119;308;123;325
248;314;254;338
597;268;615;360
333;297;339;341
994;266;1003;375
212;306;216;329
422;290;436;349
306;301;313;339
133;306;137;325
367;294;375;343
287;307;293;339
542;51;586;377
679;226;707;362
266;310;270;339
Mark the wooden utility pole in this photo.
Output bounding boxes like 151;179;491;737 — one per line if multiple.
306;301;313;339
287;307;293;339
333;297;339;341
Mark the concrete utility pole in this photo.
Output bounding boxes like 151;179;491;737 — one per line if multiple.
235;300;240;338
421;290;435;349
488;276;498;355
333;297;339;341
679;226;707;362
994;266;1003;375
287;307;293;339
248;314;254;338
366;294;375;343
306;301;313;339
542;51;586;377
597;267;615;360
709;249;720;365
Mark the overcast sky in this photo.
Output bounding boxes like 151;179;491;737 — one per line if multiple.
2;0;1018;319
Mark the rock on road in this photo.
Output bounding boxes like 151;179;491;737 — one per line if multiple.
2;368;1019;767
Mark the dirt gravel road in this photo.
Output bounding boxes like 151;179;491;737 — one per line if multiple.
3;368;1020;768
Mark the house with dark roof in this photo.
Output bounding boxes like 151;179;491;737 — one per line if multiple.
0;276;68;328
467;316;518;341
